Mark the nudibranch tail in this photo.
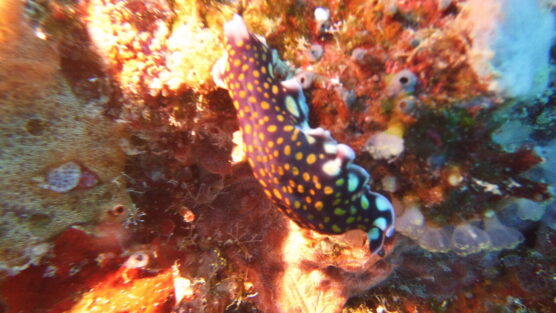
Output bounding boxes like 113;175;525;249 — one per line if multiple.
214;14;395;254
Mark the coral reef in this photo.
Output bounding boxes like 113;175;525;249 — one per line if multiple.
1;0;555;312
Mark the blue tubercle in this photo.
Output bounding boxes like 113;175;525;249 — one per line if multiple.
213;15;395;254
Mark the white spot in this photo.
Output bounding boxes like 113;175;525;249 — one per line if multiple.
305;133;316;144
306;127;333;141
347;172;359;192
322;159;341;176
281;78;303;93
373;217;388;231
323;142;337;154
337;144;355;162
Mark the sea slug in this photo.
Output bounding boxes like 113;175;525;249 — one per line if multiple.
212;15;395;254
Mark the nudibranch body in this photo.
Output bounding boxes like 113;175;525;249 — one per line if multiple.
213;15;395;254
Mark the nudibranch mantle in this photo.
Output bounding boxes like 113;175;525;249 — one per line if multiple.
213;15;395;254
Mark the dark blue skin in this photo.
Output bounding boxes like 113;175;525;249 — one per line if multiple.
214;15;395;254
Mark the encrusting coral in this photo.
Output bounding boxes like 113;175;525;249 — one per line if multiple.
0;0;132;276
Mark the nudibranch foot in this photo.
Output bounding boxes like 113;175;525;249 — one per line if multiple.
214;14;395;254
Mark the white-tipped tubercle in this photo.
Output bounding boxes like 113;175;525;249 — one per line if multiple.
224;14;250;45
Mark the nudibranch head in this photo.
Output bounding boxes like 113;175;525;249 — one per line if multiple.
214;14;395;254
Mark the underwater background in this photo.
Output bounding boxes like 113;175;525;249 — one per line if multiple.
0;0;555;312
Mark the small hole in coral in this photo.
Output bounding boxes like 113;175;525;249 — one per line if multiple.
28;213;52;227
399;76;409;85
25;118;48;136
110;204;126;216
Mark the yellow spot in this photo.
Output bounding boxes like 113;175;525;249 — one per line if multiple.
267;141;274;148
277;114;285;122
261;101;270;109
247;82;253;91
346;217;355;224
336;178;344;186
292;166;300;176
284;163;290;170
324;217;331;223
285;96;300;117
239;90;246;98
263;82;270;89
284;145;291;156
283;125;294;132
263;92;270;99
253;70;260;77
333;198;341;206
258;133;265;141
238;73;245;81
263;189;272;198
233;59;241;67
334;208;346;216
291;129;300;141
315;201;324;211
294;201;301;209
272;85;279;95
277;166;284;176
241;64;249;71
295;152;303;160
306;154;317;165
297;185;305;193
302;172;311;182
249;96;257;103
258;169;266;177
318;223;325;230
324;186;334;195
332;224;342;233
245;44;251;50
267;125;277;133
277;137;284;144
309;189;316;196
273;150;279;158
305;196;312;204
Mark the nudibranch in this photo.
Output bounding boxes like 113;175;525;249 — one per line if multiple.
212;15;395;254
